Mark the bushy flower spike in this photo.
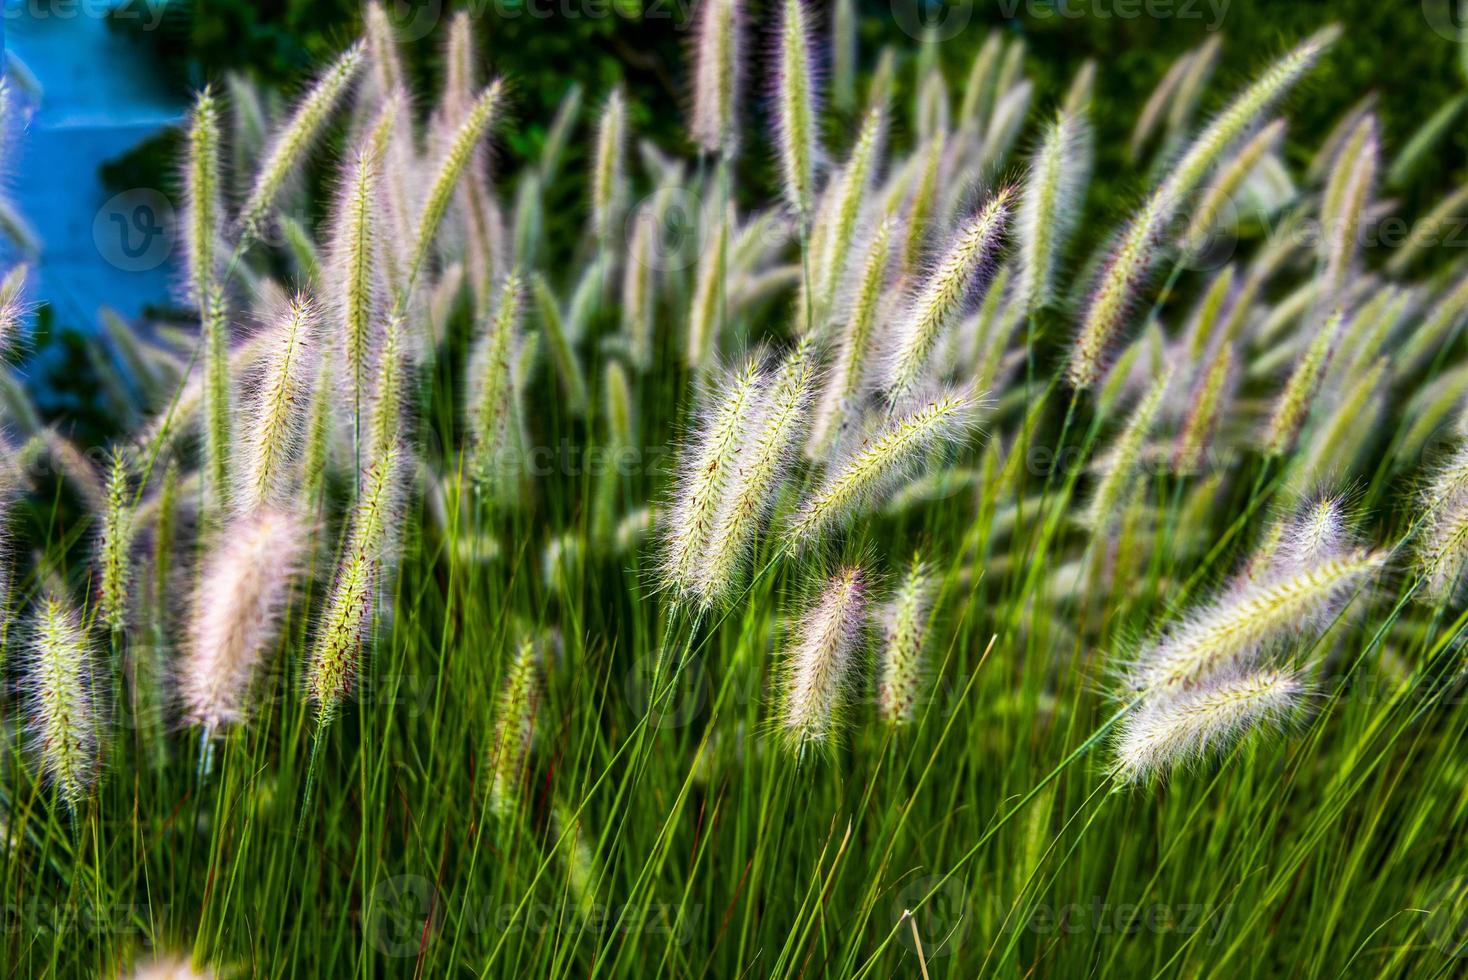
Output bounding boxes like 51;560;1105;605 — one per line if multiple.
1276;496;1352;577
367;314;408;464
467;273;525;491
306;443;407;722
1113;668;1304;784
884;189;1012;403
816;104;886;325
1087;371;1170;532
25;593;98;813
690;0;742;157
408;80;505;293
488;636;540;819
661;357;763;599
1417;442;1468;600
1317;115;1377;307
1263;308;1344;457
788;388;979;547
592;86;627;241
1172;343;1234;475
876;556;932;726
0;262;30;357
779;565;867;754
330;126;387;430
620;205;655;372
809;218;893;456
1180;119;1285;261
1070;28;1338;388
239;43;364;242
1130;548;1386;693
1017;112;1090;313
774;0;820;219
97;449;133;633
183;88;221;309
182;508;307;732
201;285;232;517
685;200;730;370
238;294;317;513
698;343;815;605
363;1;405;101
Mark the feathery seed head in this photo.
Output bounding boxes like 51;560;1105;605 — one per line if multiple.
25;593;98;813
468;273;526;493
691;0;744;157
1130;548;1385;694
1112;668;1304;784
97;448;133;633
239;43;364;243
779;565;867;755
1017;112;1090;313
488;636;540;819
1071;29;1337;389
788;387;980;548
774;0;822;219
1263;308;1344;456
661;356;764;600
696;342;815;606
183;88;222;309
238;294;318;513
592;86;628;241
876;556;932;727
182;508;308;732
306;442;408;722
884;189;1012;403
409;80;506;291
1417;442;1468;600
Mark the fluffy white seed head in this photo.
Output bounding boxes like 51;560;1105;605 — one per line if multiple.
181;508;308;732
774;0;821;219
1130;548;1386;694
779;565;867;755
661;356;764;600
306;443;408;721
488;636;540;819
592;86;628;241
1016;112;1090;313
239;43;364;242
237;294;318;513
1070;28;1338;388
690;0;743;157
467;274;526;494
876;556;932;726
408;80;506;293
1113;668;1305;784
1417;442;1468;600
884;189;1012;403
788;388;980;548
183;87;222;309
25;593;99;813
697;343;815;606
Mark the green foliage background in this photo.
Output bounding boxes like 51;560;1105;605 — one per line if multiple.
113;0;1467;238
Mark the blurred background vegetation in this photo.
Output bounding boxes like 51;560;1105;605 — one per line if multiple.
108;0;1468;221
20;0;1468;441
